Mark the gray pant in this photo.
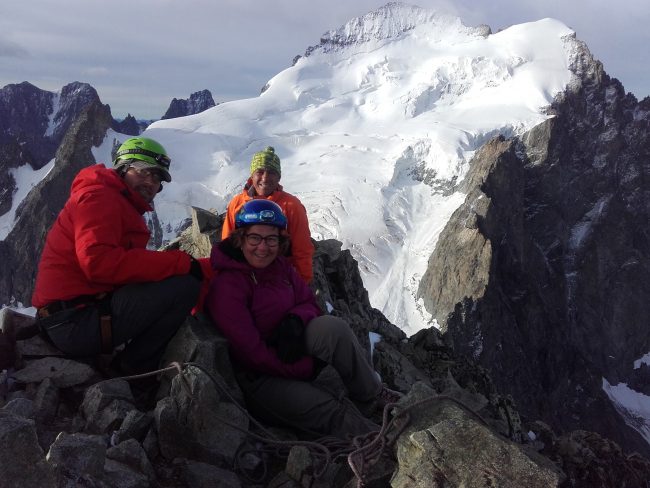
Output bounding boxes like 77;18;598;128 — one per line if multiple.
236;315;382;438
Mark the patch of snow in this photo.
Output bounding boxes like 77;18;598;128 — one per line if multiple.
603;378;650;445
0;302;36;316
44;93;61;137
0;160;55;240
369;331;382;361
634;353;650;370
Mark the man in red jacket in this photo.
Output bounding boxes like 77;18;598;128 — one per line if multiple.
221;146;314;283
32;137;203;375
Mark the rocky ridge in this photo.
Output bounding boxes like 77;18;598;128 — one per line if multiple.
161;90;216;120
417;24;650;458
1;209;649;487
301;2;490;58
0;81;102;217
112;114;148;136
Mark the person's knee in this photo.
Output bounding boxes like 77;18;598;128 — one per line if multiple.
307;315;352;342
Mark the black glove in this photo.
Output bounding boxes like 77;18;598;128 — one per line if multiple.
188;257;204;281
267;314;306;364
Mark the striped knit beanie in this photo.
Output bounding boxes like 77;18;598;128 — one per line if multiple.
250;146;281;176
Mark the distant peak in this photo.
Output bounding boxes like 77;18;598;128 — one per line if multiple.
161;89;216;120
308;2;490;55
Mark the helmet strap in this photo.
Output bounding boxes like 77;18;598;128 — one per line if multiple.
114;148;170;168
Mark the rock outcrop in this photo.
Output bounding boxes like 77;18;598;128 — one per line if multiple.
161;89;216;120
112;113;148;136
0;81;103;217
418;39;650;456
0;81;102;170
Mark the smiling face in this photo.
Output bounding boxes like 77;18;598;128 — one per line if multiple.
250;168;280;197
123;166;162;203
241;224;280;269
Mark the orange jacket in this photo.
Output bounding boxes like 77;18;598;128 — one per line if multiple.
32;164;193;307
221;182;314;283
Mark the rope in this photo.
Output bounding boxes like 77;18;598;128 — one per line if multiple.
345;394;490;487
116;362;488;486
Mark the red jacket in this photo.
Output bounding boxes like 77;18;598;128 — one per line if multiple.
32;164;192;307
221;182;314;283
205;240;321;380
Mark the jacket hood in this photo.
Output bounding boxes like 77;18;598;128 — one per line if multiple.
71;164;152;214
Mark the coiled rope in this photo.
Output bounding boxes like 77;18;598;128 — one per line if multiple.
116;361;488;486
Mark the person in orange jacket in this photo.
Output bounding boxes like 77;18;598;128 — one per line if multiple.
32;137;204;375
221;146;314;284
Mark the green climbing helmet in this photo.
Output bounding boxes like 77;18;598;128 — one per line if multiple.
113;137;172;182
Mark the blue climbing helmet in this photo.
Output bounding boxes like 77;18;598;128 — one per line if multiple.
235;200;287;229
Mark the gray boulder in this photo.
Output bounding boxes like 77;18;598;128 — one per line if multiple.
46;431;106;483
11;357;95;387
34;377;60;422
111;409;153;445
391;383;564;487
155;365;248;464
106;438;156;482
2;397;35;419
0;410;56;488
81;378;136;434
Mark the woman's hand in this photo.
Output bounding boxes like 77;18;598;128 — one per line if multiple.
267;314;306;363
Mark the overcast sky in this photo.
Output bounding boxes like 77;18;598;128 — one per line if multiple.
1;0;648;119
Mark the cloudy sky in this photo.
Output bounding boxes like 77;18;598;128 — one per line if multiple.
1;0;648;119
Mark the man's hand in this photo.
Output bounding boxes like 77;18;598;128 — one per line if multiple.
268;314;306;363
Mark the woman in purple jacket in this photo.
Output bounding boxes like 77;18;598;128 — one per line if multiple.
205;200;399;437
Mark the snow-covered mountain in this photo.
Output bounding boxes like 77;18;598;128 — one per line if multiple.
97;3;581;334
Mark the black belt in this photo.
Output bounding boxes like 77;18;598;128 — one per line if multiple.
37;292;113;354
37;293;108;319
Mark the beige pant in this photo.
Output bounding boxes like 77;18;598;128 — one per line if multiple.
236;315;382;438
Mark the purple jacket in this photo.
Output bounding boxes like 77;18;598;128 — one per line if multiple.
205;240;321;379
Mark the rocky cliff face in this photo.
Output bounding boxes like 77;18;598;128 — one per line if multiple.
0;82;56;170
418;39;650;456
111;114;147;136
0;101;113;306
0;81;103;218
160;89;216;120
0;81;102;170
